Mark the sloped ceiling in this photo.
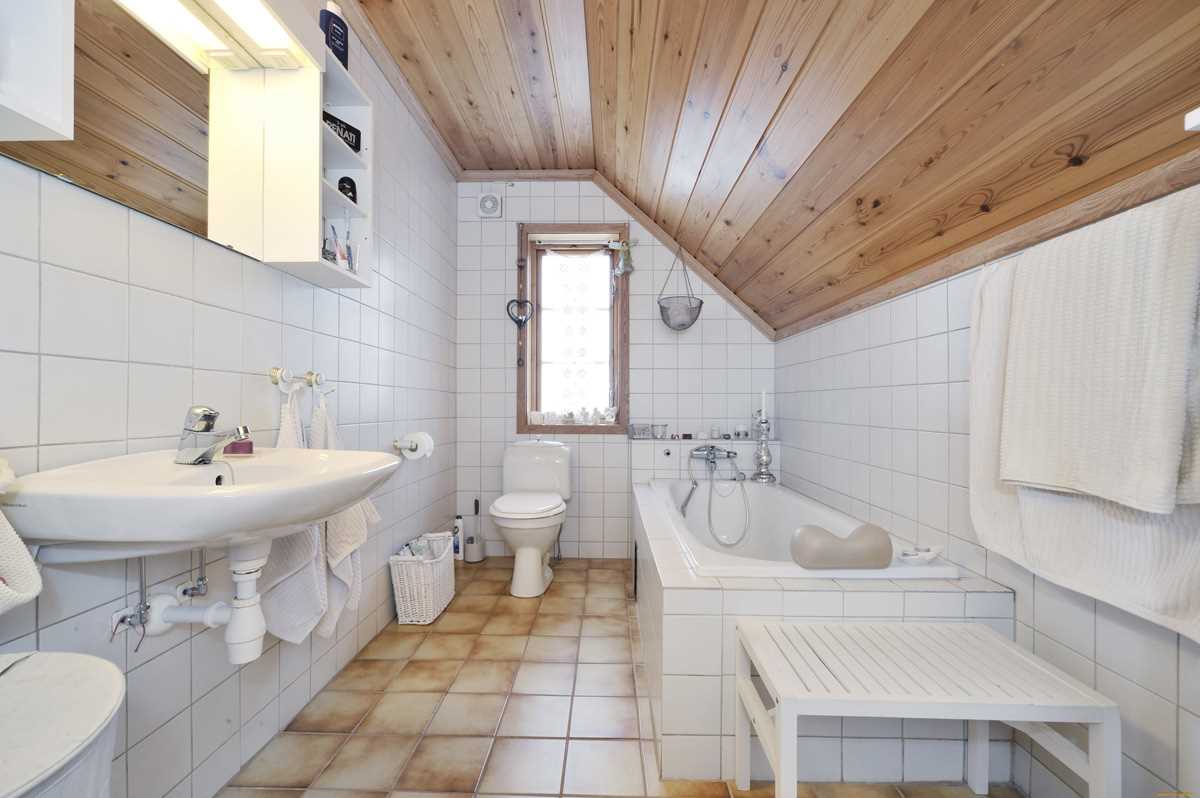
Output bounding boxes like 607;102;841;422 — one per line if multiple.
356;0;1200;335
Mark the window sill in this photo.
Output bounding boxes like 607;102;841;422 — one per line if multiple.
518;422;625;435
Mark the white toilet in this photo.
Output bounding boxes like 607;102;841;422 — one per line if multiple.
489;440;571;597
1;652;124;798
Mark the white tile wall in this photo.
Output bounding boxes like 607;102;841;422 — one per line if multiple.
454;180;774;560
775;266;1200;793
0;21;457;797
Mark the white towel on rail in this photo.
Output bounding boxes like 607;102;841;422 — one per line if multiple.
0;458;41;617
998;185;1200;513
311;391;378;638
971;259;1200;642
260;384;327;643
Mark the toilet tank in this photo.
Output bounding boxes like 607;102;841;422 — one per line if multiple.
503;440;571;499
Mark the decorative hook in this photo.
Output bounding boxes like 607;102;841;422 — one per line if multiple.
507;299;534;329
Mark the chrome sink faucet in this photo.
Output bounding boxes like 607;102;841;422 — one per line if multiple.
175;405;250;465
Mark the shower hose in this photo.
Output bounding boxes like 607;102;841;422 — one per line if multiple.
687;456;751;547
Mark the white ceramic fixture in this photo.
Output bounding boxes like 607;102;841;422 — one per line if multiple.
489;441;571;597
0;652;124;798
3;447;399;663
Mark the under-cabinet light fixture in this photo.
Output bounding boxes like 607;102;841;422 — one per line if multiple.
113;0;228;73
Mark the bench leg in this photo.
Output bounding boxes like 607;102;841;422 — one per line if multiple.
1088;713;1122;798
775;705;796;798
735;639;751;791
966;720;989;795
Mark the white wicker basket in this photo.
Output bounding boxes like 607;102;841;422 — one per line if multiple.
389;531;455;625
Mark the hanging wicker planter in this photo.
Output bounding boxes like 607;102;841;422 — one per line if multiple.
657;246;703;331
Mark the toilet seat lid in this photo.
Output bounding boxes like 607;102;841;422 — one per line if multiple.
490;491;565;518
0;652;124;797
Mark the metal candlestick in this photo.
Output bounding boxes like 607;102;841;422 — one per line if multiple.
751;409;776;484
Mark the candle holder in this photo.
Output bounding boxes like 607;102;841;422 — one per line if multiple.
751;409;776;484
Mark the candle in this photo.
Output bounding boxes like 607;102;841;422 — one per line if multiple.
760;391;766;418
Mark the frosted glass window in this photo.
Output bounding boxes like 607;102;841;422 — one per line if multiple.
537;249;612;414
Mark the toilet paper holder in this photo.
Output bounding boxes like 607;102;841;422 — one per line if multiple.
393;432;434;460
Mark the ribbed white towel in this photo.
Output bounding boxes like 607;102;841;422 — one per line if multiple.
998;185;1200;513
0;459;41;617
971;259;1200;642
311;391;378;637
260;385;328;643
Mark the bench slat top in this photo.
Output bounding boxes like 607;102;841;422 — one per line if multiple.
737;621;1116;716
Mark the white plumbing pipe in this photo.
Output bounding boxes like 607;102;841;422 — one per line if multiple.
160;600;231;628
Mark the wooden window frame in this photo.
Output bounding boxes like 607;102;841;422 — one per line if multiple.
516;222;630;435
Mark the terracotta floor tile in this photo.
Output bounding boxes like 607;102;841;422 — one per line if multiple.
494;595;542;614
545;581;587;598
523;635;580;662
357;632;424;660
895;785;979;798
588;569;626;583
230;732;345;788
555;569;587;582
395;736;493;793
477;737;566;795
411;634;477;659
449;660;520;693
569;696;639;738
584;597;628;616
286;690;378;733
539;597;585;615
531;614;583;637
820;786;906;798
563;739;644;796
387;621;431;635
447;594;500;613
578;635;632;664
655;778;733;797
574;663;636;696
311;734;417;791
327;660;404;692
430;612;491;634
557;559;589;570
214;789;311;798
586;583;627;599
470;634;529;660
479;614;535;635
356;692;442;735
475;568;515;582
387;660;463;692
426;692;506;735
581;616;629;637
497;694;572;737
512;661;577;695
461;580;506;596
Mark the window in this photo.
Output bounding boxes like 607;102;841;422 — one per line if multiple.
517;223;629;434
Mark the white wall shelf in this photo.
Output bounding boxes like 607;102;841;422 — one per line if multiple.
322;122;366;170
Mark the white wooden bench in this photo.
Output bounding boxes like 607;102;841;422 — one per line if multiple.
735;620;1121;797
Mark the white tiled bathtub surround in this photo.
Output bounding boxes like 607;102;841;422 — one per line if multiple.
0;25;457;796
775;267;1200;793
454;180;775;560
632;481;1016;782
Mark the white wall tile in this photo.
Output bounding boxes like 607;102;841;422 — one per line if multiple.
40;264;128;360
40;175;128;281
129;212;193;299
0;157;39;260
0;352;38;447
0;253;38;352
130;287;193;367
40;356;128;444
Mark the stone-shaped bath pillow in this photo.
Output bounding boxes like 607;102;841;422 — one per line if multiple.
790;523;894;569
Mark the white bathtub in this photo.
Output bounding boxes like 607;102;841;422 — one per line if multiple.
642;478;958;579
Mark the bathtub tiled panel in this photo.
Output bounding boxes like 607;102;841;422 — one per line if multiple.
632;486;1014;783
454;180;774;559
775;269;1200;793
0;26;457;798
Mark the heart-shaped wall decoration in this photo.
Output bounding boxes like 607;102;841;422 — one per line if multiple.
507;299;534;328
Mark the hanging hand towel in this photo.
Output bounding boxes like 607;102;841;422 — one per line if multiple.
260;384;328;643
998;185;1200;513
0;459;41;616
311;390;379;637
971;258;1200;642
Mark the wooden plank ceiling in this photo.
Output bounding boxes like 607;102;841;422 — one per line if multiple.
0;0;209;235
359;0;1200;335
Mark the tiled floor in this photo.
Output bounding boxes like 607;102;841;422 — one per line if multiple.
218;557;1022;798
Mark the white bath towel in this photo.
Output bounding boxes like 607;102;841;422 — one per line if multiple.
998;185;1200;513
0;459;41;617
260;385;328;643
311;391;378;638
971;260;1200;642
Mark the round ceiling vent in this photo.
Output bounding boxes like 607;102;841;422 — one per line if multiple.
478;193;502;218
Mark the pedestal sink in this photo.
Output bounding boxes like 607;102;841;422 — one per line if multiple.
2;447;400;663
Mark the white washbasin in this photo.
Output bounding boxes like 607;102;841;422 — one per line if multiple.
2;448;400;562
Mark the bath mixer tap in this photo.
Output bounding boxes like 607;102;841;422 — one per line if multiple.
175;405;250;465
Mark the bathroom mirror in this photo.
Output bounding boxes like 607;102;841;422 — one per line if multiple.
0;0;213;238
